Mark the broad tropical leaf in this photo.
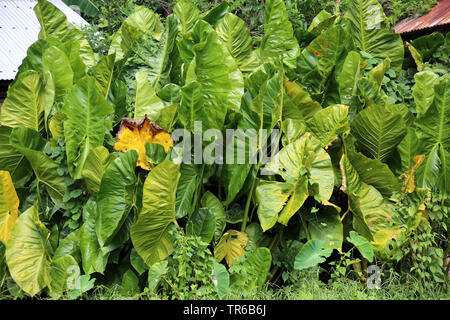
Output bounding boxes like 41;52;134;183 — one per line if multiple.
49;255;80;298
338;51;362;107
131;160;180;267
82;146;118;196
345;0;404;71
109;6;163;62
413;71;440;117
186;208;216;244
63;76;114;179
306;104;349;148
415;79;449;197
294;239;332;270
173;0;201;35
260;0;300;68
201;191;226;243
214;230;248;266
6;204;52;296
0;71;45;132
179;21;233;132
81;200;109;274
134;70;165;120
257;134;334;231
347;231;374;262
95;150;139;247
175;164;202;219
307;206;343;251
244;247;272;289
9;128;65;204
351;104;406;162
0;171;19;243
216;13;258;72
212;261;229;298
147;260;168;292
0;126;31;188
340;155;401;259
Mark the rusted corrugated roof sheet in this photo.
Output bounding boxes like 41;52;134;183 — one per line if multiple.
0;0;88;80
394;0;450;34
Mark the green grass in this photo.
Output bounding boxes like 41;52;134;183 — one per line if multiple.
1;267;448;300
3;274;447;300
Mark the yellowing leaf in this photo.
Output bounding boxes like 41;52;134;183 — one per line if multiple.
214;230;248;266
403;154;425;193
114;115;173;170
0;171;19;243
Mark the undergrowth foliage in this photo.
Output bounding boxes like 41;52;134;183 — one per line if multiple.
0;0;448;299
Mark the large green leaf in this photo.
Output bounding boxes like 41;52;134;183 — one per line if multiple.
147;260;168;292
340;155;401;259
345;0;404;71
125;14;178;92
351;104;406;162
186;208;216;244
260;0;300;68
200;191;226;243
81;200;109;274
63;77;114;179
0;71;45;132
294;239;332;270
347;231;374;262
346;146;400;198
131;160;180;267
134;70;165;120
49;255;80;298
257;134;333;231
307;206;343;251
306;104;349;148
6;204;52;296
337;51;362;107
82;146;118;197
212;261;229;299
109;6;163;63
95;150;139;247
173;0;201;36
89;54;115;99
413;70;440;118
43;45;73;105
215;13;258;72
0;126;32;188
222;64;283;205
35;0;95;69
284;79;321;121
175;164;202;219
53;229;81;263
397;128;421;181
0;171;19;244
415;79;449;197
35;0;73;41
244;247;272;289
297;24;351;80
179;21;233;132
10;128;65;204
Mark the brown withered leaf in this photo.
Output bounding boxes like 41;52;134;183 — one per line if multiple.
114;115;173;170
403;154;425;193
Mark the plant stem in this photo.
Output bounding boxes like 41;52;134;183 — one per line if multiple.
241;160;262;232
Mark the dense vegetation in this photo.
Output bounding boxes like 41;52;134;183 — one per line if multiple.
0;0;448;299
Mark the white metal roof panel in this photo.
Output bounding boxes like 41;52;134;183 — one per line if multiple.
0;0;88;80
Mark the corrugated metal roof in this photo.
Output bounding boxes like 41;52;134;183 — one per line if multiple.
0;0;88;80
394;0;450;34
